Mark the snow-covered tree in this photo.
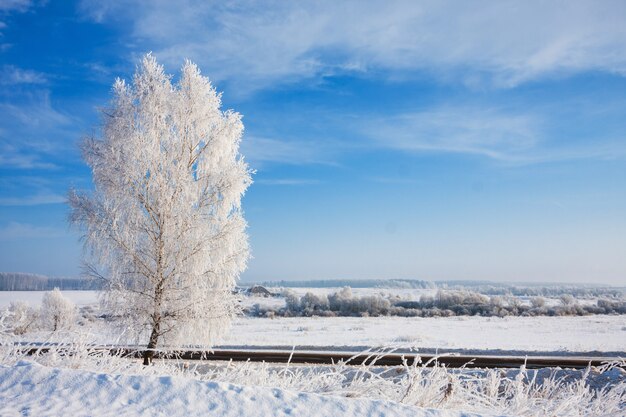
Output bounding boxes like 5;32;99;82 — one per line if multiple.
69;54;252;364
40;288;76;331
3;301;39;335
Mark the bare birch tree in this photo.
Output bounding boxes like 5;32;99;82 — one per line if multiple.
69;54;252;364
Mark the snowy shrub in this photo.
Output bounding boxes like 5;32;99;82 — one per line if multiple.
283;289;301;313
328;286;353;312
489;295;504;308
300;292;330;315
78;305;98;324
3;301;39;335
282;288;392;317
597;298;626;314
272;287;625;318
559;294;576;306
40;288;77;331
530;296;546;308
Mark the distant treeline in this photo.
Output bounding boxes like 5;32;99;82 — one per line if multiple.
258;279;625;298
259;279;436;289
0;272;101;291
245;287;626;318
439;282;625;298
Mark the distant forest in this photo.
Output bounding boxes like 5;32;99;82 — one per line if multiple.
0;272;102;291
258;279;625;298
260;279;437;289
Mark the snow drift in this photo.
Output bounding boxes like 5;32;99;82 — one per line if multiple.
0;361;491;417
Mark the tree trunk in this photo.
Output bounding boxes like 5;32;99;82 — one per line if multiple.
144;229;165;366
143;321;160;365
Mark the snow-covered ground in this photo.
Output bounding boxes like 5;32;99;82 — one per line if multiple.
0;361;493;417
3;290;625;354
0;290;98;308
2;290;624;416
220;315;626;354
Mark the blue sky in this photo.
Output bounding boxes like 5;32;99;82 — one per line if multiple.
1;0;625;284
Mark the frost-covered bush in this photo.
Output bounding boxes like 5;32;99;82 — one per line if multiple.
597;298;626;314
283;289;301;313
2;301;39;335
78;305;98;324
300;292;330;315
266;287;626;318
560;294;576;306
328;286;353;312
530;296;546;308
40;288;77;331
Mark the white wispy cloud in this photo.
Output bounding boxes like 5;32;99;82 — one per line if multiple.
79;0;626;90
0;151;57;169
364;107;539;161
242;104;626;166
0;92;71;130
0;222;65;240
0;90;78;169
1;65;47;85
241;136;336;167
0;192;65;206
255;178;321;186
0;0;35;37
367;177;420;185
361;106;626;164
0;0;33;13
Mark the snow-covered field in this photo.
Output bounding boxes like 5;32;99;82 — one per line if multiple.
2;290;625;416
222;315;626;354
0;290;98;308
3;290;625;354
2;361;486;417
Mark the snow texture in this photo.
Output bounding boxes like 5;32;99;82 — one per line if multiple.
220;315;626;354
0;291;98;308
0;361;493;417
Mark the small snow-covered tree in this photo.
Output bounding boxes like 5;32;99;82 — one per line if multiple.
3;301;39;335
69;54;252;364
40;288;76;331
530;296;546;309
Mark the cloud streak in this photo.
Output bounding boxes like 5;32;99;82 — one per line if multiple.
361;106;626;164
0;90;78;170
0;65;47;85
241;136;337;167
0;222;65;240
0;0;33;13
80;0;626;91
0;192;65;206
364;107;540;162
255;178;321;186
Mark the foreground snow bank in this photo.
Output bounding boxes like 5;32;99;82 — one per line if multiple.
0;361;491;417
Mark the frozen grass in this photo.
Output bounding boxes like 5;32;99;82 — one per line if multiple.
1;299;624;416
1;334;623;417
